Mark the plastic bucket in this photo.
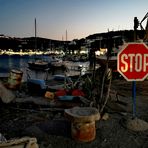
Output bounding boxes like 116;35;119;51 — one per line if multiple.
7;69;23;90
71;121;96;142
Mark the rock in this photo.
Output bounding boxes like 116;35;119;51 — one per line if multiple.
126;118;148;132
101;113;109;120
0;81;15;103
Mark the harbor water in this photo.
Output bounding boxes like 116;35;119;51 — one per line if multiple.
0;54;91;82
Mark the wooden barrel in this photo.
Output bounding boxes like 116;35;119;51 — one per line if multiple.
7;69;23;90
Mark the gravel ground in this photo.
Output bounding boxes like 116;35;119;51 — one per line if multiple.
0;79;148;148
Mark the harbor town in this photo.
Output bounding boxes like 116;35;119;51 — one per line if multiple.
1;2;148;146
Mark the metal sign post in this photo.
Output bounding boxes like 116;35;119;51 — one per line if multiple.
132;81;136;118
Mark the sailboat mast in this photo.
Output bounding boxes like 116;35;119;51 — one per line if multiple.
66;29;67;41
65;30;68;52
35;18;37;51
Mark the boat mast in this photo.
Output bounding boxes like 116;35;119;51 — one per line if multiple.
66;29;68;53
35;18;37;51
66;29;67;42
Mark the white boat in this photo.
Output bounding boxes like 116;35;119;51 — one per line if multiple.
96;54;117;70
96;44;124;71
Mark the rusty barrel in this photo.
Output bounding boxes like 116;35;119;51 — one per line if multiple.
65;107;100;142
7;69;23;90
71;121;96;142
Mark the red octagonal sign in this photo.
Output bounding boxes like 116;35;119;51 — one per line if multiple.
117;43;148;81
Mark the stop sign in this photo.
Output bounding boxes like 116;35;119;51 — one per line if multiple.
117;43;148;81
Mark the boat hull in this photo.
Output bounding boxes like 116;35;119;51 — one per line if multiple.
28;61;49;70
96;56;117;70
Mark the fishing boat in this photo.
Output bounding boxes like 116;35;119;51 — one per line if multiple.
96;41;124;71
46;74;72;91
95;35;125;71
28;60;49;70
96;53;117;70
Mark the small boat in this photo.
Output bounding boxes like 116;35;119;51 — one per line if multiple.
28;60;49;70
95;35;125;70
48;56;63;67
96;54;117;70
96;45;122;71
46;74;72;91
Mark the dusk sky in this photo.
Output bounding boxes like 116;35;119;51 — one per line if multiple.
0;0;148;41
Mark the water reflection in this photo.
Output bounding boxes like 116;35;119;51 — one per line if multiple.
0;55;30;73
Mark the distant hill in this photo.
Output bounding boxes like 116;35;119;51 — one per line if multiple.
0;30;146;51
86;30;145;42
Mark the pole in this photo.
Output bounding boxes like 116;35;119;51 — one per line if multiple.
132;17;138;118
132;81;136;118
